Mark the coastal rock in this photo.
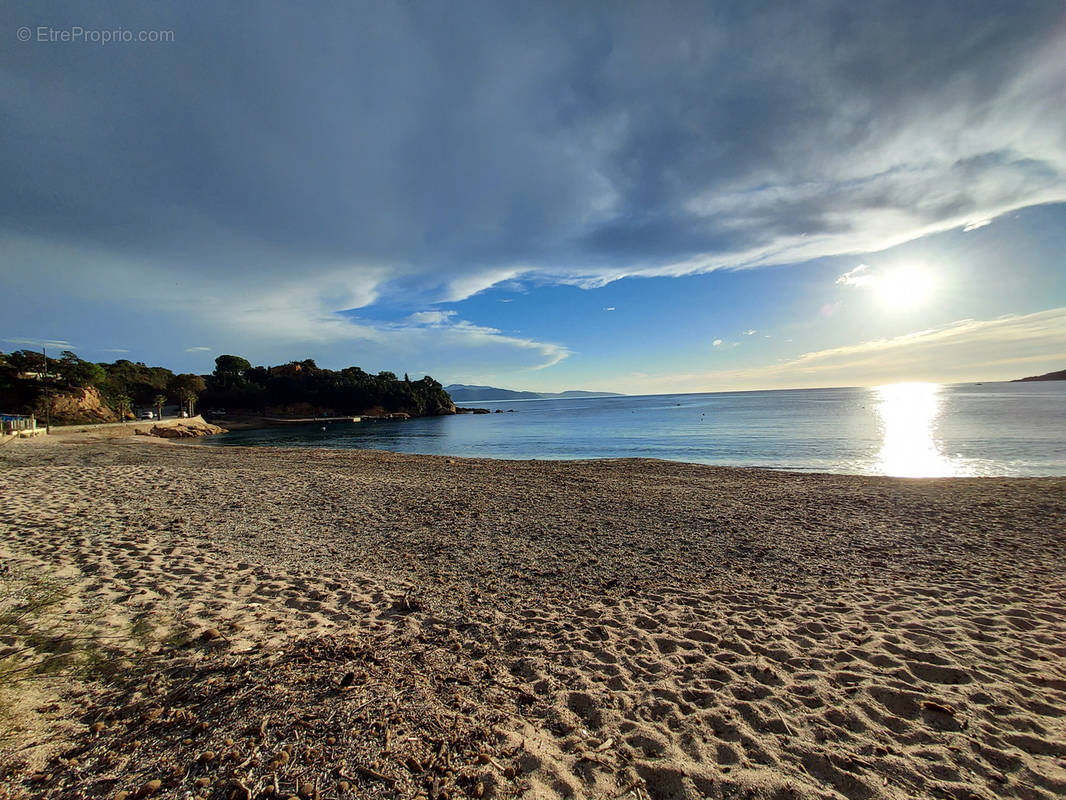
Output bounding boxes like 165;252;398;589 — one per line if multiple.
46;386;119;425
149;422;227;438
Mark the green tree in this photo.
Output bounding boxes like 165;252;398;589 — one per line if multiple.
153;394;167;420
5;350;40;374
170;374;206;416
212;355;251;390
245;365;269;385
57;351;105;388
114;394;132;422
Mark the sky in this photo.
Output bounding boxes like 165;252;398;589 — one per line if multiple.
2;1;1065;393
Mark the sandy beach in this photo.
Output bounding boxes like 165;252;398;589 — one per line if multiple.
1;434;1065;800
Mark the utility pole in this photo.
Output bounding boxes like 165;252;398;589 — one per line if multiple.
43;347;51;433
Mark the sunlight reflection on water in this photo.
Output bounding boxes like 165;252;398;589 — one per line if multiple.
208;383;1066;476
875;383;961;477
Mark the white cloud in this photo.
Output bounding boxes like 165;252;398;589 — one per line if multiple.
604;306;616;312
4;337;73;349
0;234;569;373
433;320;571;370
407;310;457;326
443;269;522;303
185;346;212;352
712;339;723;347
766;309;1066;384
604;307;1066;393
4;3;1065;356
240;289;565;372
963;219;992;232
835;264;875;287
743;329;757;336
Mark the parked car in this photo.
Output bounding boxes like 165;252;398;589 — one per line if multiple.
138;410;154;420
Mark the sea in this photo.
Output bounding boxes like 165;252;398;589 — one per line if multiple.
203;381;1066;477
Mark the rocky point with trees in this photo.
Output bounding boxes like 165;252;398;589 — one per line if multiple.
199;355;455;418
0;350;454;425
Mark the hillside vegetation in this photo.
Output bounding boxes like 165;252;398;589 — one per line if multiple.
0;351;453;424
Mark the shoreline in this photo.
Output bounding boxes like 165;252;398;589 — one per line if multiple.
1;437;1065;799
24;423;1066;479
197;437;1066;480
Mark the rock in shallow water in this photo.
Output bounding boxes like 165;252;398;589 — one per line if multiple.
149;422;227;438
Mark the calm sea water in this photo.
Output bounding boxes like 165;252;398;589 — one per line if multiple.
204;382;1066;477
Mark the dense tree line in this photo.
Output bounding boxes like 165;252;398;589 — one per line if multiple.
199;355;454;417
0;350;453;423
0;350;205;422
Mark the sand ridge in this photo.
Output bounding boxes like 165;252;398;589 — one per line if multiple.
1;437;1065;799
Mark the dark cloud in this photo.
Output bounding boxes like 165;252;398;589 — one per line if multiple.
2;0;1064;342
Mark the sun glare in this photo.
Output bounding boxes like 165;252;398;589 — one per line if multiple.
874;382;957;477
874;265;936;310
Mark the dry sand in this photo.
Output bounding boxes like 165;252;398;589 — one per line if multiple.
1;434;1064;800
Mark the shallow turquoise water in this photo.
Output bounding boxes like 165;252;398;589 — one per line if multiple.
203;381;1066;477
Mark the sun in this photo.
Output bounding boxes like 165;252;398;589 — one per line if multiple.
874;264;936;310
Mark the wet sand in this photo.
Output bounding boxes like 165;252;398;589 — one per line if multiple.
1;435;1065;800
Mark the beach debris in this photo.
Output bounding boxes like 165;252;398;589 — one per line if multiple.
578;751;611;766
615;777;647;798
17;631;526;800
270;748;291;769
921;700;956;716
775;709;795;737
921;699;965;729
355;764;396;784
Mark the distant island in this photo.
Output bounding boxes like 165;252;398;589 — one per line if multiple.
445;384;624;402
1012;368;1066;382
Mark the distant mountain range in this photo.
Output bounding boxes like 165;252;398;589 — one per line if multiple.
1012;368;1066;382
444;384;624;402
